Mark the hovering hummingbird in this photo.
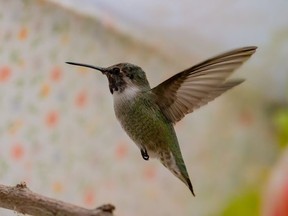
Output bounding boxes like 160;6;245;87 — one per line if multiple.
66;46;257;196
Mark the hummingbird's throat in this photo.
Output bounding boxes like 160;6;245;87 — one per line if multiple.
107;74;126;94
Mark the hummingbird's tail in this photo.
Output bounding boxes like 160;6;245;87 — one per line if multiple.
175;166;195;196
183;173;195;196
160;151;195;196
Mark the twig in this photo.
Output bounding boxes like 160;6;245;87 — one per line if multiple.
0;182;115;216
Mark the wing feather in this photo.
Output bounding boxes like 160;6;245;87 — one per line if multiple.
151;46;256;123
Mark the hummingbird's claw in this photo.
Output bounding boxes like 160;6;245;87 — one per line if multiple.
140;148;149;160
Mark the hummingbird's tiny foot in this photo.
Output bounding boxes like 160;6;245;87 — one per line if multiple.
140;148;149;160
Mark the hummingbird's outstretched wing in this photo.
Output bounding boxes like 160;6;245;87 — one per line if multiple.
151;46;257;124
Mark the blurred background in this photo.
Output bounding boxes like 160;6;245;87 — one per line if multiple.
0;0;287;215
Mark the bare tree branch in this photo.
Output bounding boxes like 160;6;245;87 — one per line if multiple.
0;182;115;216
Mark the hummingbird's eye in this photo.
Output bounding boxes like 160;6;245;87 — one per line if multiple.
111;67;120;75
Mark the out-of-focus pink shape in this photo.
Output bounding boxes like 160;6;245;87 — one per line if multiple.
262;148;288;216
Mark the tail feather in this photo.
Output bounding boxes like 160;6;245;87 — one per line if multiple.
184;175;195;196
160;151;195;196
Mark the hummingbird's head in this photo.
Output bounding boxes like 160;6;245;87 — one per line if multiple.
66;62;150;94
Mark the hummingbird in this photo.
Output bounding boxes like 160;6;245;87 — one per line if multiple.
66;46;257;196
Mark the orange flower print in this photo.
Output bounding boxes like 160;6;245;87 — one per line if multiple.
45;111;59;127
115;142;128;160
51;66;62;81
75;90;87;108
18;27;28;41
83;190;95;206
76;67;89;74
40;83;51;98
0;66;11;82
60;34;70;45
11;143;24;160
239;109;254;127
52;181;64;193
143;166;156;180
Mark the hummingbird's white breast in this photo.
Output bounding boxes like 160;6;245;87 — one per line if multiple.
112;86;141;106
112;86;158;155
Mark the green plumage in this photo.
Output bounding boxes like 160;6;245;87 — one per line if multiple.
113;89;194;194
66;46;257;196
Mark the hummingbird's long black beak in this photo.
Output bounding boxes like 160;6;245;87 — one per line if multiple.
66;62;107;74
